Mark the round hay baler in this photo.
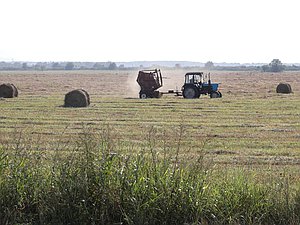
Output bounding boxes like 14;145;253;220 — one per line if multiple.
0;83;18;98
276;83;292;94
64;89;90;107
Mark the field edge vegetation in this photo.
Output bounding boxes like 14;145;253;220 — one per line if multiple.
1;126;300;225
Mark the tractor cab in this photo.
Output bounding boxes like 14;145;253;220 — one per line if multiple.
185;72;204;85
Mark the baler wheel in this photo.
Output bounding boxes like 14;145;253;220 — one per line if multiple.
139;92;147;99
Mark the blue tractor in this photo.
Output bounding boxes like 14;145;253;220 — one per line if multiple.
182;72;222;99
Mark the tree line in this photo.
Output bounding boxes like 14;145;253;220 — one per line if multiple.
204;59;299;72
0;61;119;71
0;59;299;71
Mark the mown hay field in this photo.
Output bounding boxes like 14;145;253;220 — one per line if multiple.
1;70;300;224
0;70;300;170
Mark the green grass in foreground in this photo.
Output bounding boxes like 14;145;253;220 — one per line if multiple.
1;127;300;225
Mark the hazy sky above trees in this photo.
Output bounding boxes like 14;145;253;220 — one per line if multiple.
0;0;299;63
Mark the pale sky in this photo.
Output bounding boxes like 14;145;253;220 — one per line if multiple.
0;0;299;63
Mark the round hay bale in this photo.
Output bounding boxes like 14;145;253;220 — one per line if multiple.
276;83;292;94
0;83;17;98
64;89;90;107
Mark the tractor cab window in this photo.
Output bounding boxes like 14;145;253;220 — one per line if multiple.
194;75;201;83
185;74;202;84
185;75;193;84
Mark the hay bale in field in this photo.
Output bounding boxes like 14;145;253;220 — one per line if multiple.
64;89;90;107
0;83;18;98
276;83;292;94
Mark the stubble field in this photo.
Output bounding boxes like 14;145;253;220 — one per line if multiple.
1;70;300;224
1;70;299;167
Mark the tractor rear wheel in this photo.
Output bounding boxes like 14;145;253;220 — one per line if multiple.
183;87;198;99
210;91;222;98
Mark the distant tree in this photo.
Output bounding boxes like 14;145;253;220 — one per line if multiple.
34;62;46;71
65;62;74;70
286;64;300;71
52;62;60;69
262;64;269;72
93;62;104;70
205;61;214;69
108;62;117;70
269;59;284;72
175;63;181;68
22;62;28;70
119;64;125;69
261;59;285;72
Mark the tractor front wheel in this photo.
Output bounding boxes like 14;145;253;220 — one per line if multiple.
210;91;222;98
183;87;198;99
210;91;219;98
